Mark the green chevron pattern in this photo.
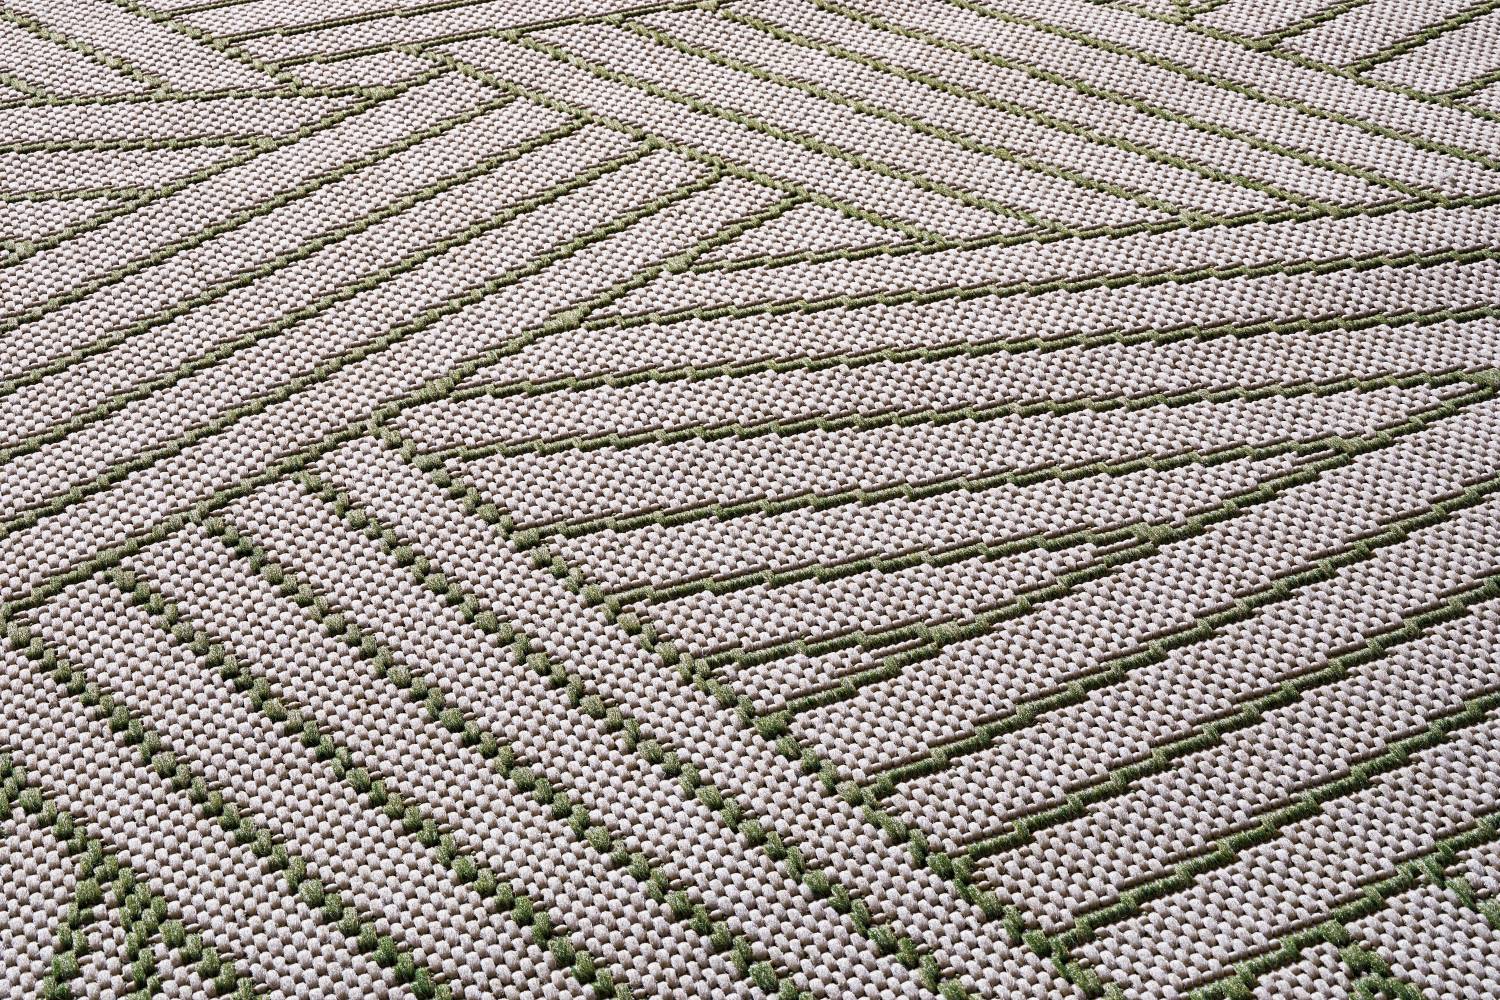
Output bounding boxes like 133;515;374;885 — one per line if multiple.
2;1;1500;998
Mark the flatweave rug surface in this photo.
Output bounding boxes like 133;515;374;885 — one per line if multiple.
5;1;1500;998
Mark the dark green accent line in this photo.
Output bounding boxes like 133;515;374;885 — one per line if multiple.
0;133;274;154
0;146;692;540
5;620;459;1000
419;43;949;243
0;120;594;461
226;476;815;1000
949;467;1500;858
222;0;707;44
447;370;1439;464
1051;581;1500;951
0;72;460;333
719;2;1333;214
1186;808;1500;998
624;15;1211;225
114;565;643;1000
0;110;577;402
1348;0;1500;74
0;6;166;92
368;427;980;1000
590;243;1500;331
942;0;1500;175
0;747;259;999
109;0;307;93
815;0;1438;204
507;31;1062;235
0;74;421;273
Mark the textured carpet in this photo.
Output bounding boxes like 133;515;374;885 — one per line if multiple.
3;1;1500;998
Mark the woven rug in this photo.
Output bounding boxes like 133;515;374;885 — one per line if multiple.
4;2;1500;998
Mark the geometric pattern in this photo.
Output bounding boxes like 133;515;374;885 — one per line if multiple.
3;1;1500;998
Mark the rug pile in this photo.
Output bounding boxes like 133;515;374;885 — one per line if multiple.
3;1;1499;997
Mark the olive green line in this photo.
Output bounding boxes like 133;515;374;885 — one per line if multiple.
1;753;261;1000
947;468;1500;860
0;69;52;100
1113;0;1500;126
0;186;147;203
417;43;949;242
37;843;106;1000
110;0;307;93
1183;751;1500;997
718;3;1335;214
523;376;1475;546
624;15;1215;225
5;623;457;1000
244;475;815;1000
815;0;1438;205
255;0;739;70
443;370;1443;465
1348;0;1500;74
1448;64;1500;101
0;133;274;154
744;383;1489;715
117;566;645;1000
0;70;442;326
0;82;373;107
588;242;1500;337
864;394;1500;791
0;73;420;272
0;94;528;398
943;0;1500;175
487;461;1135;998
0;153;778;623
680;193;1437;275
1245;0;1372;47
373;428;980;1000
508;31;1065;236
1054;580;1500;951
0;146;676;540
0;6;167;92
441;304;1497;417
0;120;592;461
222;0;706;44
0;110;576;401
593;388;1491;1000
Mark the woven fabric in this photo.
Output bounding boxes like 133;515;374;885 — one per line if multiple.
3;1;1500;998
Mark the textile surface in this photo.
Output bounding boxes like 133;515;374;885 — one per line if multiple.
3;1;1500;997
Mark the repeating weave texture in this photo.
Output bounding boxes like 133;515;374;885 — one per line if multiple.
4;1;1500;998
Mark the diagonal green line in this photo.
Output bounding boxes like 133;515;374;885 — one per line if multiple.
507;30;1063;234
942;0;1500;174
444;370;1448;463
200;489;813;1000
112;565;644;1000
0;145;683;540
1186;790;1500;997
623;15;1213;224
587;243;1500;330
812;0;1439;205
718;2;1334;213
947;472;1500;859
0;6;165;92
0;75;416;274
0;753;260;999
0;119;592;459
328;435;978;1000
0;73;474;332
1348;0;1500;74
420;43;951;243
4;625;456;1000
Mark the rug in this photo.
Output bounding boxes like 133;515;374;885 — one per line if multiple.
3;1;1500;997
